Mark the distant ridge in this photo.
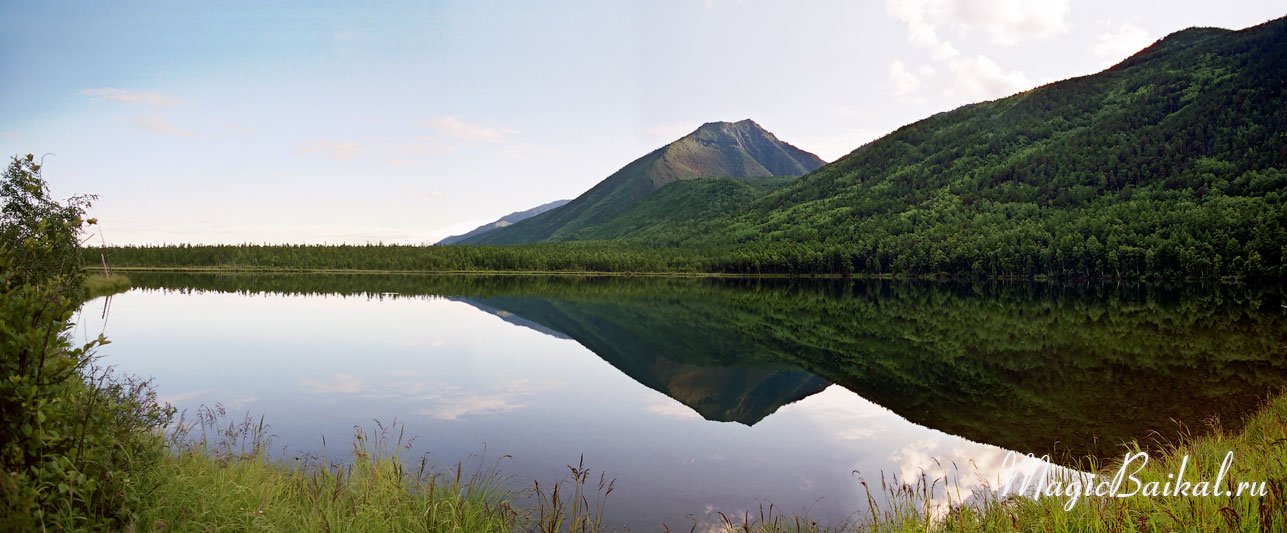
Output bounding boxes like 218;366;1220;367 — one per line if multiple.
437;199;571;245
458;119;824;245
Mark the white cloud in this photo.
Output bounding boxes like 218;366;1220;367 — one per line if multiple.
134;115;197;138
886;0;1070;47
81;87;189;106
947;54;1033;103
889;60;923;97
401;136;458;156
425;116;517;143
1094;22;1153;64
299;140;364;160
886;0;1041;107
0;131;20;139
930;41;961;61
943;0;1070;45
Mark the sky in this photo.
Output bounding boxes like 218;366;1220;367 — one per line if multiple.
1;1;1283;245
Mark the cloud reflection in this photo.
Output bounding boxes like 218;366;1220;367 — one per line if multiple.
297;373;540;421
884;437;1081;517
644;399;702;420
776;385;892;440
158;388;214;406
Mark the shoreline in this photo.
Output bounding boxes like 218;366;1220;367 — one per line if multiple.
91;265;1267;286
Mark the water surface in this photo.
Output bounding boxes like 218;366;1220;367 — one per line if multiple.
77;273;1287;529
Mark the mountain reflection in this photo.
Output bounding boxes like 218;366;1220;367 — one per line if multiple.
456;295;830;425
122;272;1287;465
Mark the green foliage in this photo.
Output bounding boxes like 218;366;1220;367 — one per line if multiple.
0;155;174;530
565;176;795;243
86;242;723;273
1;155;99;292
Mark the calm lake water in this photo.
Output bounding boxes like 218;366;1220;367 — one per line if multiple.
75;273;1287;530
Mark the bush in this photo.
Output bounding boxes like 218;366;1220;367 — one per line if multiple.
0;154;174;530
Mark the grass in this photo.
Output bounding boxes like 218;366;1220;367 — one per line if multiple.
82;273;131;298
131;407;613;532
123;391;1287;532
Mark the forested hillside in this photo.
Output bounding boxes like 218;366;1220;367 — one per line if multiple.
527;18;1287;280
564;176;794;243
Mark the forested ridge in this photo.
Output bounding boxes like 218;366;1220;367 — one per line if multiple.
545;17;1287;280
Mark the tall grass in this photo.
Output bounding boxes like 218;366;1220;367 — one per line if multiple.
134;406;619;532
532;456;615;533
136;407;523;532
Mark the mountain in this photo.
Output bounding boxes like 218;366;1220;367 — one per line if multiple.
457;119;825;245
571;18;1287;280
436;199;570;245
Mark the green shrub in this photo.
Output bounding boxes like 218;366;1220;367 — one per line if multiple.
0;154;174;530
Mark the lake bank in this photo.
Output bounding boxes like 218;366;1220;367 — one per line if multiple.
105;387;1287;531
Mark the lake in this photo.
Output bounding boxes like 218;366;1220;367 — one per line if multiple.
75;273;1287;530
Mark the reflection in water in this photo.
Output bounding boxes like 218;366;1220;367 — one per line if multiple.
455;295;830;425
126;272;1287;463
297;372;536;420
89;272;1286;527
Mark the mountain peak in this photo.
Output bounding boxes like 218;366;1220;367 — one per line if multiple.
656;119;823;188
459;119;825;244
689;119;768;137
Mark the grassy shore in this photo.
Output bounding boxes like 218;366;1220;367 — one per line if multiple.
82;273;131;298
129;411;611;533
136;418;525;532
110;391;1286;532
